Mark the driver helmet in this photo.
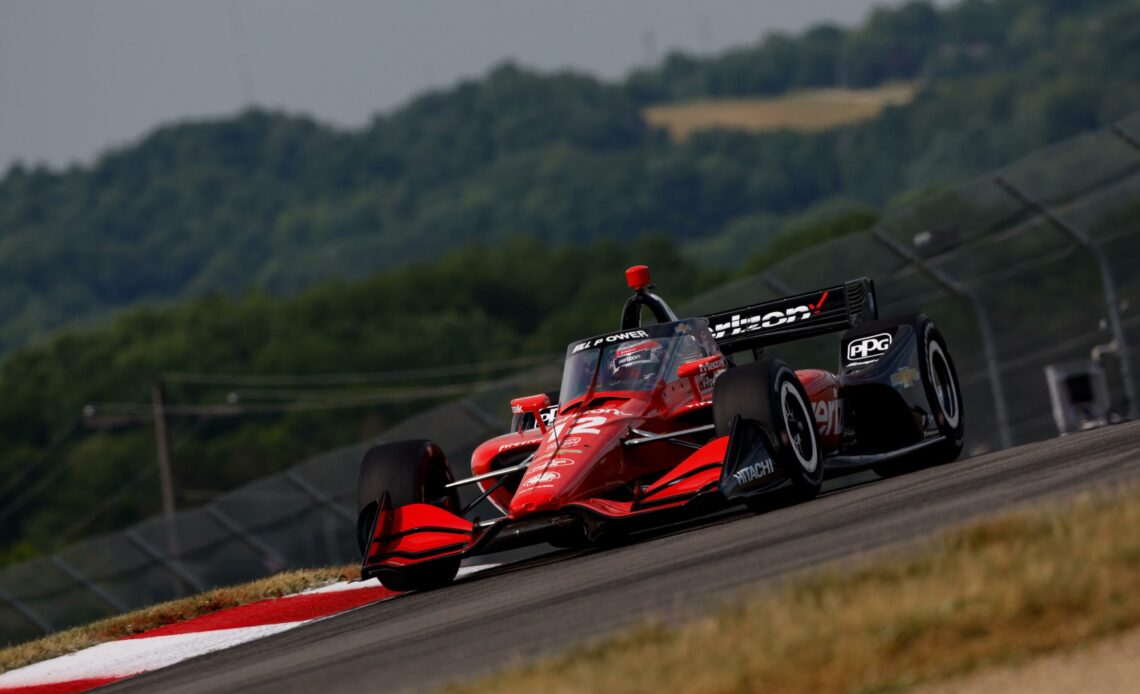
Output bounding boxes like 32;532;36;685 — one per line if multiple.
609;340;664;385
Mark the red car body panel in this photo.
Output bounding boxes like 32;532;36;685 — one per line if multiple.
638;434;728;501
366;503;475;568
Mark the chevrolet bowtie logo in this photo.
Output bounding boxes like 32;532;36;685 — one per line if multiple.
890;367;920;389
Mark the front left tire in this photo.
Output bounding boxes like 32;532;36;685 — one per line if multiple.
714;359;824;504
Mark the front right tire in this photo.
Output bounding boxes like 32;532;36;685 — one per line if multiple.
356;440;462;591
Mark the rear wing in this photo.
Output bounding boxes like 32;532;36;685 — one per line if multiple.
705;277;878;354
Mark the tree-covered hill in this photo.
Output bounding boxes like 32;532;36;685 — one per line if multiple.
3;0;1140;356
6;0;1140;562
0;237;713;562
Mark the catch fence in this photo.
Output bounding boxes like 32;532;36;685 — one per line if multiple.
2;113;1139;644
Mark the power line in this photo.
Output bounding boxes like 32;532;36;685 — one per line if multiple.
162;353;558;387
0;406;214;532
56;465;156;544
85;382;486;419
0;418;84;505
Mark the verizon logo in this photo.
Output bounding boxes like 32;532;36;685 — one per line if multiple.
712;291;830;339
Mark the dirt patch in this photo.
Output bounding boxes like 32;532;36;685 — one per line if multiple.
921;624;1140;694
643;83;917;139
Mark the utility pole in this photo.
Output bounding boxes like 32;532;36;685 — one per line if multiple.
151;381;176;519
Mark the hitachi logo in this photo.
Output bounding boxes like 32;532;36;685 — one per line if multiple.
712;291;829;339
733;457;775;485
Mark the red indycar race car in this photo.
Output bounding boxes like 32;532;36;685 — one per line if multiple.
356;265;964;590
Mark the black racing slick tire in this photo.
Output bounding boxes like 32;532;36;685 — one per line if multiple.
356;440;461;591
714;360;824;503
873;316;965;477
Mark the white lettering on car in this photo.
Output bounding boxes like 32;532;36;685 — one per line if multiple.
551;415;606;437
712;291;830;339
572;330;651;353
521;471;560;488
813;399;842;437
497;439;536;453
583;408;625;417
733;456;775;485
846;333;892;361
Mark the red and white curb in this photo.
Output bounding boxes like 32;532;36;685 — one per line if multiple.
0;565;493;694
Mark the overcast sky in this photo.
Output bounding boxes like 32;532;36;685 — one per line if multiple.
1;1;929;172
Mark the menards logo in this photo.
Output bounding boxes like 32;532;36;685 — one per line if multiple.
712;291;829;339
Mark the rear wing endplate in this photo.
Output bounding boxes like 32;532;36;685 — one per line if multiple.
705;277;878;354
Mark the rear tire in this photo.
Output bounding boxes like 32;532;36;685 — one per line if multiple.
714;360;824;503
873;316;964;477
356;440;462;590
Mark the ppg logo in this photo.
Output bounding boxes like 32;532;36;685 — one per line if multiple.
847;333;892;361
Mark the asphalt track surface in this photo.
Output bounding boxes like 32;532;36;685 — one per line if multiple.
109;422;1140;693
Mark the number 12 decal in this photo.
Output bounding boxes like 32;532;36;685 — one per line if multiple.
552;416;606;438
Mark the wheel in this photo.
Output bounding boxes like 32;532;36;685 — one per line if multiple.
873;316;964;477
373;558;462;592
714;359;824;503
356;439;462;590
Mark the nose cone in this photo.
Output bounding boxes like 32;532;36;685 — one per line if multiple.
504;424;575;518
508;403;644;518
509;453;571;517
509;476;563;517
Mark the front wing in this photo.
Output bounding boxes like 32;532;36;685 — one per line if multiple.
360;421;789;578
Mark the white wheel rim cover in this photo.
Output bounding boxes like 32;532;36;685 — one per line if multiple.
779;381;819;474
928;340;960;430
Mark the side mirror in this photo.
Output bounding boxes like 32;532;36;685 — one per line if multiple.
510;393;552;433
677;355;725;404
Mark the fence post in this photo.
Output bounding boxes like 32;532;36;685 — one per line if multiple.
994;175;1138;421
872;229;1014;449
